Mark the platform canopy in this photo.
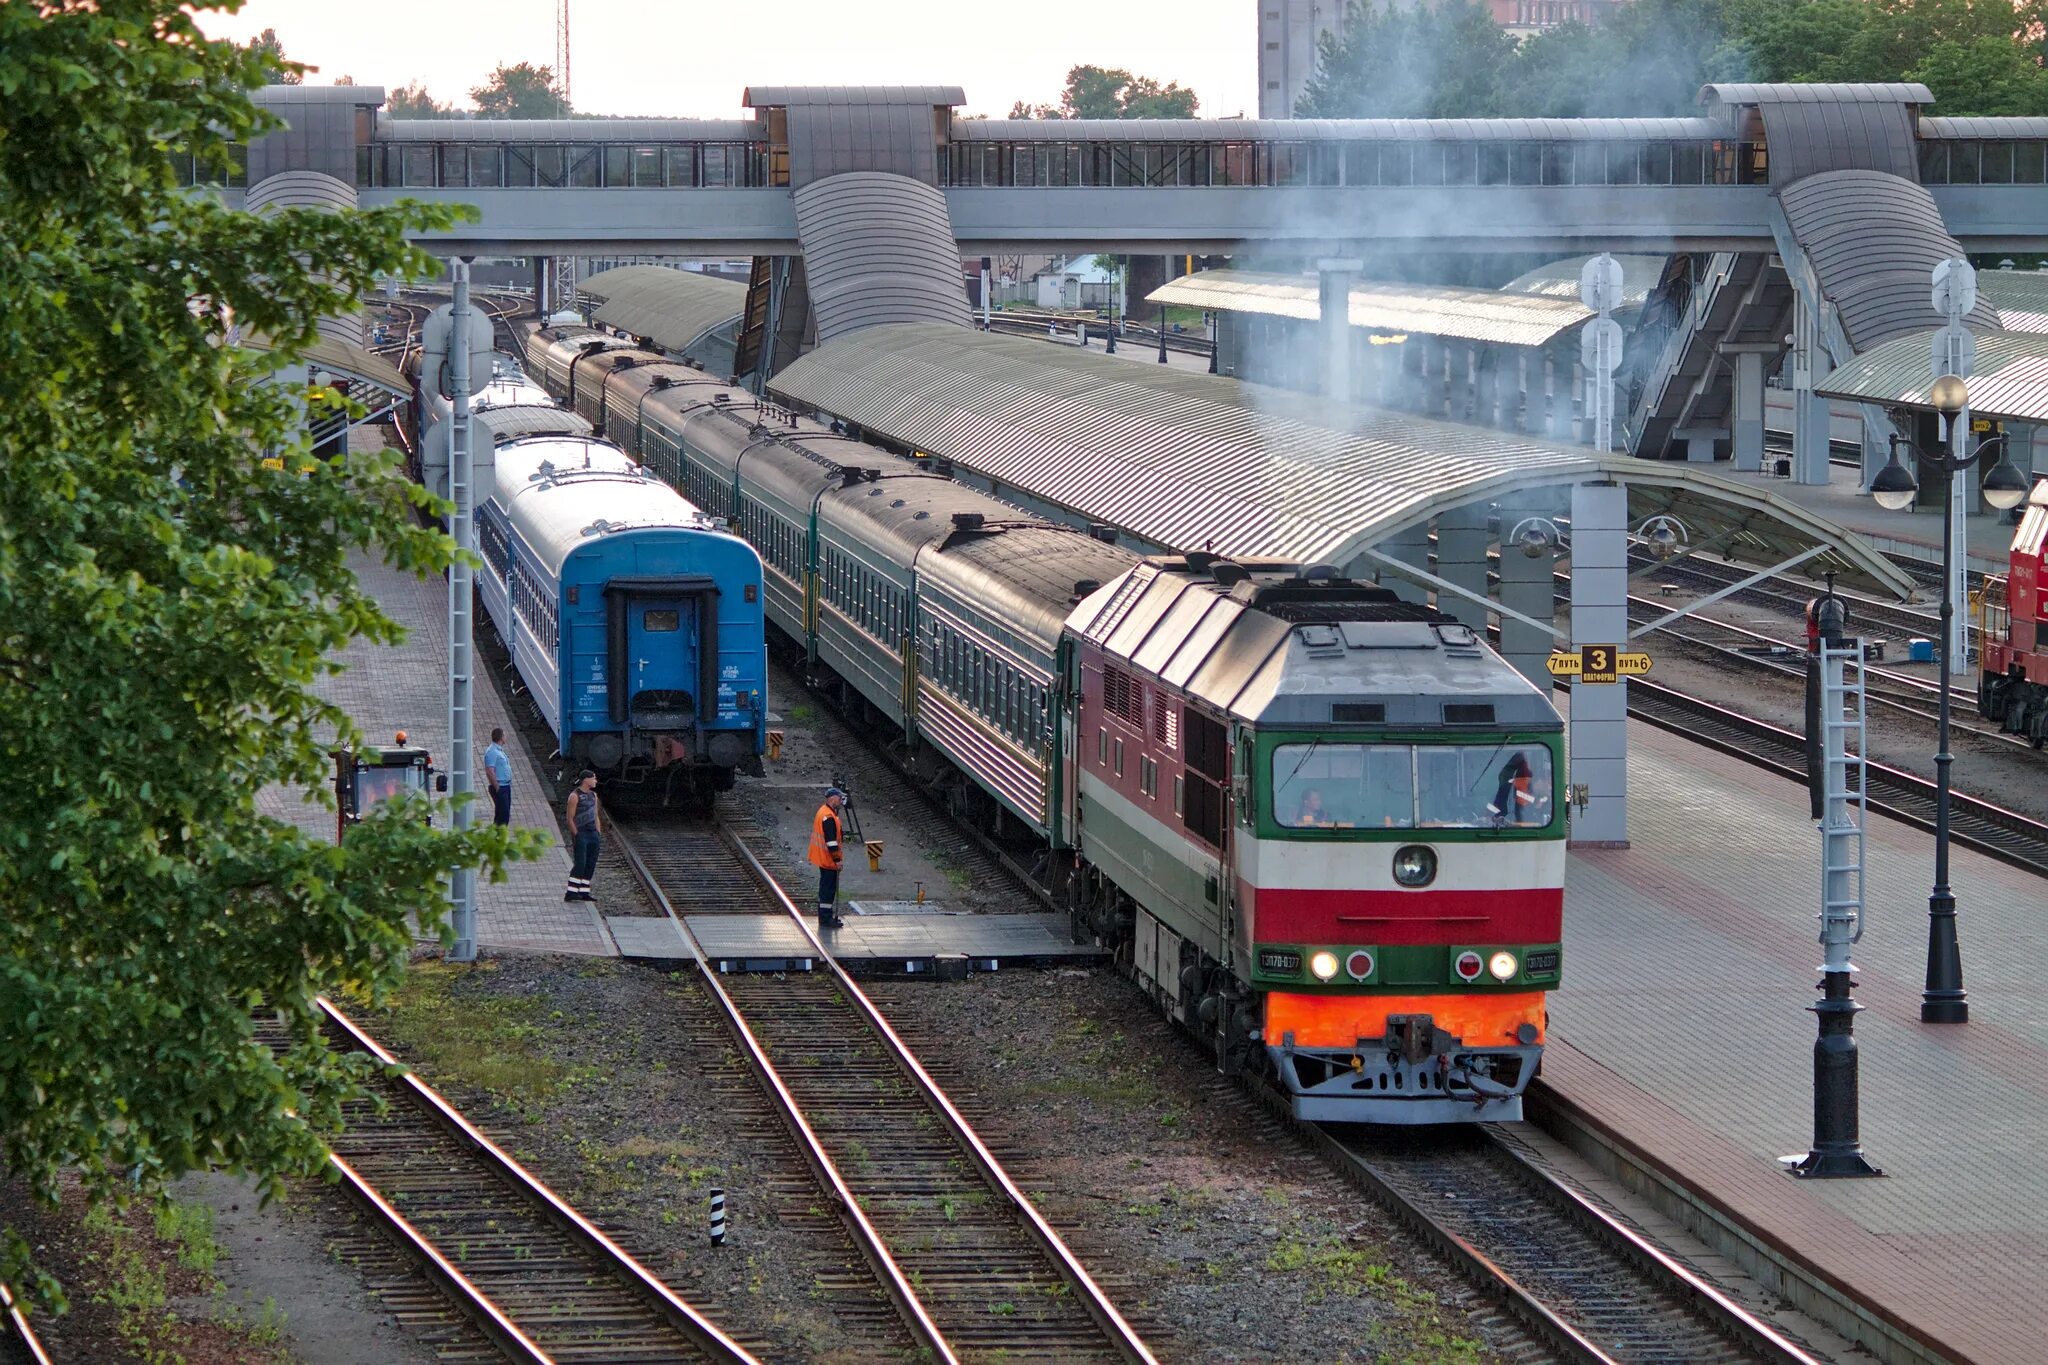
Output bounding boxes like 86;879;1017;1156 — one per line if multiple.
1496;254;1665;313
239;330;409;399
576;265;746;356
1977;269;2048;335
1148;268;1592;347
1817;327;2048;425
771;323;1915;598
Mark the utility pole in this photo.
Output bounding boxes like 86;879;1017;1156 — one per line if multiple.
447;260;478;962
555;0;572;109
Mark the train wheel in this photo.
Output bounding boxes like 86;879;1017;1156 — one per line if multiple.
1980;674;2004;722
2030;701;2048;749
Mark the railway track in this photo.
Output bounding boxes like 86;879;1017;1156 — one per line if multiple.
0;1284;49;1365
1296;1119;1827;1365
280;998;758;1364
1624;678;2048;876
610;816;1157;1363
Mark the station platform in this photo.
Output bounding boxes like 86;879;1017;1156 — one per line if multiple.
1548;714;2044;1365
1713;463;2014;580
257;551;616;957
607;908;1105;977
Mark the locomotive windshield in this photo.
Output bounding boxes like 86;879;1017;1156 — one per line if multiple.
1272;742;1554;831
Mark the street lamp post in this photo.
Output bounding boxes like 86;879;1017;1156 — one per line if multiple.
1867;375;2031;1023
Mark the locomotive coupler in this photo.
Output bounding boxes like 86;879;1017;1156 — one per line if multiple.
1385;1013;1455;1065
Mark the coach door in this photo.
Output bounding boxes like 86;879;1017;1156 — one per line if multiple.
606;576;720;738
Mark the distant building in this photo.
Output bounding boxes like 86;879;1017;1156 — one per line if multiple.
1258;0;1629;119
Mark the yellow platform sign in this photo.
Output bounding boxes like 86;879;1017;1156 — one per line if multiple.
1546;646;1652;682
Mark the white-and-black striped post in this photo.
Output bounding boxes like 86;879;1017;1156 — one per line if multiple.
708;1189;727;1245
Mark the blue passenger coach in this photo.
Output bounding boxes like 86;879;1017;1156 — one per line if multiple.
477;435;767;803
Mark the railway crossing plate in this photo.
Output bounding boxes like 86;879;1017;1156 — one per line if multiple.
1547;646;1652;682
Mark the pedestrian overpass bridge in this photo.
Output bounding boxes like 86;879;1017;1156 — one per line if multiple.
235;82;2048;257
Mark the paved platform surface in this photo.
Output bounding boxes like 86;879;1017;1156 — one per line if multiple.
608;908;1104;974
1555;716;2045;1365
1716;463;2013;578
258;551;615;957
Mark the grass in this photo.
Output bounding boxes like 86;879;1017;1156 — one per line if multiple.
375;960;568;1111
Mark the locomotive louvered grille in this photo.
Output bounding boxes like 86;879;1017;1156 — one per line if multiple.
1085;569;1154;643
1102;666;1144;727
1184;709;1228;781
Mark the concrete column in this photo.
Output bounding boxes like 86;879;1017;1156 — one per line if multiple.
1497;516;1556;694
532;256;547;316
1731;350;1765;471
1496;350;1524;432
1572;359;1591;445
1568;481;1629;847
1377;526;1431;604
1434;504;1491;631
1402;338;1425;414
1544;354;1570;441
1676;427;1719;462
1474;348;1499;427
1317;258;1362;404
1791;293;1831;485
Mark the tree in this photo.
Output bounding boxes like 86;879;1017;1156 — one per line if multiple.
385;80;451;119
0;0;527;1308
470;62;572;119
1297;1;1516;117
249;26;299;84
1008;64;1200;119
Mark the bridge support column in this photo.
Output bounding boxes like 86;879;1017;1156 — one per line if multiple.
1675;426;1720;462
1731;350;1765;471
531;256;547;317
1474;348;1498;428
1794;388;1832;485
1572;358;1592;445
1434;505;1490;632
1568;481;1629;847
1495;349;1525;432
1544;355;1570;440
1497;513;1555;694
1316;257;1362;404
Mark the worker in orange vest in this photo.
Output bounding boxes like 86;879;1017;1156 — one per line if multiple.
808;786;847;929
1487;752;1538;825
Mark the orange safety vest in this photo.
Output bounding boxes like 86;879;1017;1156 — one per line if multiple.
808;803;843;869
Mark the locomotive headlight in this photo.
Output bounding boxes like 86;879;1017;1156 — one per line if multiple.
1488;951;1518;982
1309;950;1340;982
1392;845;1437;887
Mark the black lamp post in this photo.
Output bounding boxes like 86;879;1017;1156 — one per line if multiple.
1104;260;1118;355
1158;304;1170;364
1867;375;2031;1024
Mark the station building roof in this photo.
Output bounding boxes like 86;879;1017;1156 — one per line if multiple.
1819;327;2048;426
576;265;746;355
1978;270;2048;335
954;117;1717;142
1147;269;1592;348
241;330;409;399
770;323;1914;598
1497;255;1665;312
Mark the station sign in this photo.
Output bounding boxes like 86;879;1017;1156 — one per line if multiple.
1546;645;1652;683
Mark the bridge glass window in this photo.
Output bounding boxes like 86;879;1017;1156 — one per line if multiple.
469;145;503;187
1979;141;2015;185
604;145;630;187
439;144;465;186
402;145;437;187
1511;143;1542;185
1538;142;1573;185
1409;143;1444;186
1271;143;1307;186
567;145;601;187
1919;141;1950;183
1477;144;1509;185
1949;139;1980;185
505;145;536;186
665;145;697;187
2017;142;2046;184
1342;142;1375;186
532;145;566;186
1441;142;1476;185
1640;142;1673;184
1604;143;1640;185
632;147;663;186
1379;143;1411;185
1672;142;1705;185
703;144;730;187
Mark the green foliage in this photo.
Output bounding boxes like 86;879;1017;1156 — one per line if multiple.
385;80;450;118
0;0;531;1306
470;61;572;119
1302;0;2048;118
248;27;299;85
1009;64;1200;119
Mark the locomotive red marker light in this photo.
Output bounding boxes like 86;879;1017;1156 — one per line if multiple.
1455;952;1484;981
1346;951;1375;980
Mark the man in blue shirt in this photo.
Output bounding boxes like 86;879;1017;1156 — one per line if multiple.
483;727;514;827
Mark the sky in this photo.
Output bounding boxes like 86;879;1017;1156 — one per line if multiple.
195;0;1260;120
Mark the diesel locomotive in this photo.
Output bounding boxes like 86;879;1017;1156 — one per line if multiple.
1979;476;2048;747
515;319;1565;1122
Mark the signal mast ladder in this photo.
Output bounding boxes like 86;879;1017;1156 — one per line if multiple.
1818;639;1869;957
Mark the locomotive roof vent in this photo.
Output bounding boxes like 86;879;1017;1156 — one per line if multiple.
952;512;986;531
712;392;730;404
840;466;866;487
1301;563;1338;581
1088;523;1119;544
1073;578;1101;597
1212;562;1249;587
1433;622;1482;655
1185;550;1218;574
913;510;930;520
651;375;673;389
866;468;882;482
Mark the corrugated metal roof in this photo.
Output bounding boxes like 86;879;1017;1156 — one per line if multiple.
1701;83;1934;107
743;85;965;107
576;265;746;357
768;323;1912;598
953;117;1716;143
1145;269;1591;348
242;331;409;398
1919;116;2048;139
374;119;762;142
792;173;971;343
1978;270;2048;335
1498;254;1665;310
1779;171;2000;351
1817;327;2048;424
255;85;385;106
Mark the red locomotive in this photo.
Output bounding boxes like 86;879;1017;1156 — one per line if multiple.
1979;477;2048;747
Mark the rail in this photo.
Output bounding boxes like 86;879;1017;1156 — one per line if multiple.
613;820;1156;1363
0;1283;50;1365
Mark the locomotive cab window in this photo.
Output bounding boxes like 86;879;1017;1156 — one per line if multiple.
1272;741;1555;831
643;610;680;632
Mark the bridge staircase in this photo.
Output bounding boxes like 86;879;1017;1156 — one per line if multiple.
1622;252;1792;459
